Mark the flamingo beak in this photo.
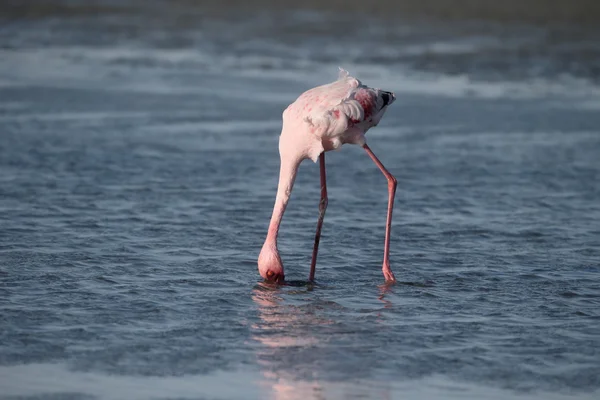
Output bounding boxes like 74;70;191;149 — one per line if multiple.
381;91;395;107
265;270;284;283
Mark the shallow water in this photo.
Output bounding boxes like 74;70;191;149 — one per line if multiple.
1;1;600;399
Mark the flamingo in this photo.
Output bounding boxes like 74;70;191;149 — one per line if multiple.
258;68;397;284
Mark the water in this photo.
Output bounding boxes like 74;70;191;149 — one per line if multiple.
1;1;600;399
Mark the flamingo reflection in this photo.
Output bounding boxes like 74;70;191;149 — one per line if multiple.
251;283;325;400
251;282;392;400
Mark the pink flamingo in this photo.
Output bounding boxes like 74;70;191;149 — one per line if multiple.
258;68;397;284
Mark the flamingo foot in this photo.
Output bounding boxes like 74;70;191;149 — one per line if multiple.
382;264;396;283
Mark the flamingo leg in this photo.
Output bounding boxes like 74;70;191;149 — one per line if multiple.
309;153;328;282
363;144;397;282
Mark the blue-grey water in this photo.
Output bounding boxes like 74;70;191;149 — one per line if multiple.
1;1;600;399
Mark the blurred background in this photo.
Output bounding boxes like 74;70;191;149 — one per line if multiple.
1;1;599;399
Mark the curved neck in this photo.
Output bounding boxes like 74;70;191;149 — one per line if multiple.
266;154;303;243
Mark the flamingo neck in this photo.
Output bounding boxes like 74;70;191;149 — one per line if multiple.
266;154;303;244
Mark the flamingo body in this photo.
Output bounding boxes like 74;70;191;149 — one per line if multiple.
281;68;395;162
258;68;397;284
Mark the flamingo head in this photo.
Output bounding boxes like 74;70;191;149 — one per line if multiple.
258;242;285;283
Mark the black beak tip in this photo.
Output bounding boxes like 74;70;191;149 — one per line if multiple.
381;91;395;107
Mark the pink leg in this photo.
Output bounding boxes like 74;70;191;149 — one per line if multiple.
363;144;397;282
309;153;328;282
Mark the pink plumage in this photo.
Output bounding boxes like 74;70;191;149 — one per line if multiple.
258;68;398;284
281;68;395;161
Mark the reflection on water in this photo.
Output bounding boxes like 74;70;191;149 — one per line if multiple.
252;283;326;400
377;283;395;311
251;283;393;400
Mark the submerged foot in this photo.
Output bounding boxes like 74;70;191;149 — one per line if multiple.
382;265;396;283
